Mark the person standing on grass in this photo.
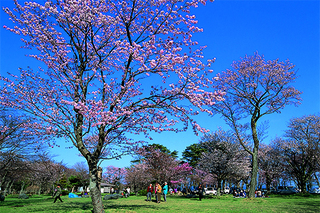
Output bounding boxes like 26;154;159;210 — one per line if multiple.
198;184;204;201
146;184;154;202
155;183;158;203
53;184;63;203
163;182;168;202
126;186;130;197
156;183;162;203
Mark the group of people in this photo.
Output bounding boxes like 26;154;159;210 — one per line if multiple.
146;182;168;203
233;189;246;198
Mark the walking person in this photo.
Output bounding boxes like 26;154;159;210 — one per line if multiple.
156;183;162;203
146;184;153;201
198;184;204;201
53;184;63;203
163;182;168;202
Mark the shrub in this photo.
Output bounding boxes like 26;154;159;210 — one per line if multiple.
138;189;147;196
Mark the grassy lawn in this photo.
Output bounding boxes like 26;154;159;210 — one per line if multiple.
0;194;320;213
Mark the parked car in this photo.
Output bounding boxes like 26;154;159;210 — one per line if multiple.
277;186;298;195
204;187;217;195
261;187;276;194
224;187;230;194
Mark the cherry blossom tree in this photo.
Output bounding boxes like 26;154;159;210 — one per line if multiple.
125;163;151;194
273;115;320;193
209;52;302;197
31;153;67;195
135;146;178;184
103;165;127;191
127;146;193;189
197;130;250;196
0;0;221;211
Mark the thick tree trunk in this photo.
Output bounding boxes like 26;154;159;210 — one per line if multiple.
248;145;259;198
248;114;260;198
88;162;105;213
217;178;221;196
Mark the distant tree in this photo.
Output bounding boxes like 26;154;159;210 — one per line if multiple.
0;108;40;172
103;165;127;190
125;163;151;194
131;143;178;164
73;162;89;189
273;115;320;193
258;143;283;192
182;143;207;168
128;146;192;187
31;153;66;195
1;0;220;211
69;175;82;192
136;146;177;184
197;130;250;196
209;52;302;197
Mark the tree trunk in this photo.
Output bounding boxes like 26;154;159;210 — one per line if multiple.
8;181;14;194
248;114;260;198
88;162;105;213
38;183;42;195
217;178;221;196
20;181;25;195
248;146;258;198
266;172;272;193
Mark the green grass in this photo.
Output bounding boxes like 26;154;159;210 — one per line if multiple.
0;194;320;213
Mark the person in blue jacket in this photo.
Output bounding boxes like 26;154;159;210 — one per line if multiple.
163;182;168;202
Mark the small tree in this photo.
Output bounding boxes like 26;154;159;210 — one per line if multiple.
209;52;302;197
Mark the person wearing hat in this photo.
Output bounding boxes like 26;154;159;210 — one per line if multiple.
53;184;63;203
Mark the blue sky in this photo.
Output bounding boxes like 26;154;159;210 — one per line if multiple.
0;0;319;169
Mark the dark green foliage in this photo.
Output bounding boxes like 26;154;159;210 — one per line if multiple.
182;143;207;168
68;175;82;189
137;189;147;196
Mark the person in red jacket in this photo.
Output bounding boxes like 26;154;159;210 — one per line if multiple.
146;183;154;201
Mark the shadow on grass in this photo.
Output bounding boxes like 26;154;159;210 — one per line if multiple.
0;197;50;207
105;202;170;211
272;199;320;213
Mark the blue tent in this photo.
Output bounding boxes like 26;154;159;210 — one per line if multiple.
68;193;79;198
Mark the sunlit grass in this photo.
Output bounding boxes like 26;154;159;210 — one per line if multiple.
0;194;319;213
